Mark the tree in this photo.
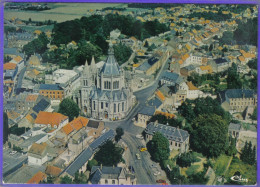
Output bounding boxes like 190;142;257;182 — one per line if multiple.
133;56;138;63
226;138;237;156
75;41;102;66
4;55;12;63
209;44;213;51
60;175;73;184
113;43;132;65
87;159;98;171
240;141;256;165
191;114;229;158
144;40;149;47
177;100;195;123
94;140;123;166
251;107;257;120
147;132;170;162
115;127;124;142
58;98;80;121
247;59;257;70
3;112;9;144
227;63;242;89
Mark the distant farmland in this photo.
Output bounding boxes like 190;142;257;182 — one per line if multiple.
4;3;124;22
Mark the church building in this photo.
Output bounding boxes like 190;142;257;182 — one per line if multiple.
74;42;134;120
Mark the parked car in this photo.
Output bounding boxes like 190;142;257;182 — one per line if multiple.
140;147;147;152
136;153;141;160
156;179;166;183
160;183;168;185
135;134;143;139
154;171;161;176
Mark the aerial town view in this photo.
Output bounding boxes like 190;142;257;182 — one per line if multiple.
2;2;257;185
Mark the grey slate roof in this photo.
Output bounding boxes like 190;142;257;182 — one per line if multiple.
62;129;115;177
229;123;241;131
135;57;159;71
145;122;189;143
101;43;120;76
87;120;100;129
90;88;128;102
138;106;156;116
183;64;196;71
32;98;50;113
19;134;47;149
90;166;122;184
90;129;115;151
39;84;63;90
147;97;162;109
225;89;256;99
64;147;93;177
161;71;184;85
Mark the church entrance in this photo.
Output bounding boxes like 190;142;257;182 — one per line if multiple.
84;106;87;113
104;111;108;119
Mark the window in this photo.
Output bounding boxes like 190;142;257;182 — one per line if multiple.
112;180;115;184
105;180;108;184
175;142;177;146
118;103;120;112
93;101;95;110
122;102;124;111
106;103;108;107
114;104;116;113
101;102;103;109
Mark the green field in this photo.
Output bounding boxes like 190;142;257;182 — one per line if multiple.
213;154;232;176
4;3;123;23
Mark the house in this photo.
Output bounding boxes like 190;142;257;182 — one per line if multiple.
19;133;48;152
61;129;115;178
27;171;47;184
195;65;213;74
28;143;48;166
68;128;92;156
45;165;62;177
28;54;42;67
10;55;25;72
145;121;189;153
38;84;64;103
61;116;89;138
135;57;160;75
136;106;156;128
89;166;137;185
86;120;105;138
219;89;257;113
160;71;184;87
3;62;18;80
51;69;82;97
34;111;69;130
180;65;197;76
8;134;24;148
228;123;241;139
186;82;203;99
214;58;231;72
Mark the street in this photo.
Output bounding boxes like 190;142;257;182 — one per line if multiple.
104;55;170;184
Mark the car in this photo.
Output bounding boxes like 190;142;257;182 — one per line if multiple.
136;153;141;160
132;118;136;121
160;183;168;185
128;166;135;174
153;171;161;176
135;134;143;139
156;179;166;183
151;164;157;168
140;147;147;152
9;151;17;155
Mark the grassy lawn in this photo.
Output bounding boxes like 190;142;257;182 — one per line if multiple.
225;157;256;185
216;83;227;90
185;165;200;176
213;154;231;176
169;149;179;159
